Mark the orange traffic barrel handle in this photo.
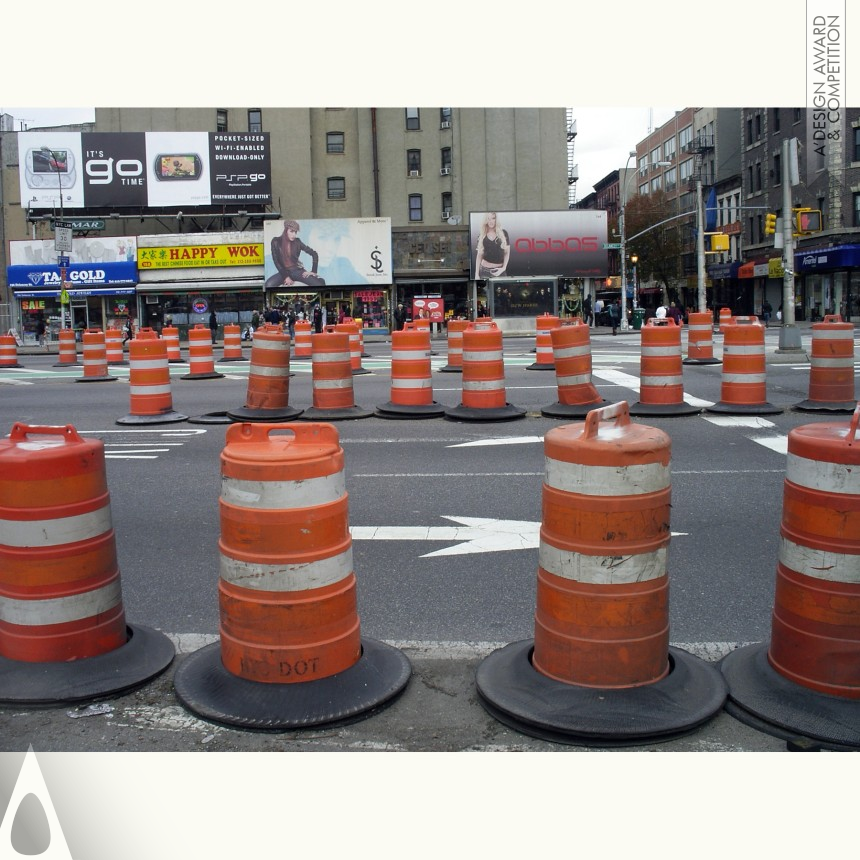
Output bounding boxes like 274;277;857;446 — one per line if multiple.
582;399;629;437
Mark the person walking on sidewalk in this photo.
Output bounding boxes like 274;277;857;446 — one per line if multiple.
609;299;621;335
35;314;47;349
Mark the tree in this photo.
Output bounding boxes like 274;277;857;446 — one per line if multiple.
623;190;686;303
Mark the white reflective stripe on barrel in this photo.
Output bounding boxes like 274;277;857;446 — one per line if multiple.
312;352;351;363
248;365;290;377
0;505;113;548
553;344;590;359
779;536;860;583
539;541;667;584
811;356;854;368
689;338;714;348
251;340;289;351
556;373;592;386
393;350;431;360
391;377;432;389
723;345;764;355
722;373;766;383
786;451;860;495
545;456;669;496
463;379;505;391
641;346;681;356
0;580;121;625
463;350;502;361
221;472;346;509
129;383;172;395
812;329;854;340
219;546;353;592
313;378;353;389
640;375;683;386
130;359;168;370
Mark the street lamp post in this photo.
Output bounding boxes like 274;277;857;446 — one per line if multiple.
40;146;67;333
630;253;639;309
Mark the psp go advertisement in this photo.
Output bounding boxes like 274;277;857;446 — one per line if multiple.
18;131;272;209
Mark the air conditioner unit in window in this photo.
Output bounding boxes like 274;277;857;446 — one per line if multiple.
440;167;451;176
442;209;452;219
441;121;452;129
409;170;420;177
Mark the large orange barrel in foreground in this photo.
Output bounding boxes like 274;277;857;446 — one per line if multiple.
0;423;174;704
721;407;860;749
444;320;524;422
541;319;610;419
794;314;857;412
376;326;445;418
173;422;410;729
116;337;188;425
476;402;727;746
683;311;720;365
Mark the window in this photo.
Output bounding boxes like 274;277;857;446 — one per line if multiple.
639;183;648;196
755;162;762;192
408;194;423;222
663;138;676;161
248;109;262;133
327;177;345;199
664;166;677;190
854;193;860;227
650;146;660;168
441;147;452;170
854;127;860;162
442;192;452;218
747;165;753;193
405;108;420;131
774;153;781;184
755;114;761;139
757;214;763;241
216;109;228;132
440;108;452;126
679;158;693;182
679;124;693;150
327;132;345;153
794;108;802;122
749;216;755;242
772;108;780;132
746;118;753;144
407;149;421;174
650;176;662;192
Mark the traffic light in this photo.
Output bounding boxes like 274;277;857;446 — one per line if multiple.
708;234;730;252
795;209;822;234
764;213;777;236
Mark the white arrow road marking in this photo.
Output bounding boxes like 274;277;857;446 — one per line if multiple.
447;436;543;448
700;415;788;454
351;516;687;558
592;367;714;407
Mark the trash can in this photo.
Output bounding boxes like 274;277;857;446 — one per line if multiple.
632;308;646;330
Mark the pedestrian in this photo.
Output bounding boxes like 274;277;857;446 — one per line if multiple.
394;302;406;331
251;309;260;331
655;304;667;320
35;314;47;349
287;307;297;340
312;304;323;334
122;316;133;344
609;299;621;335
762;299;772;327
209;310;218;343
582;295;593;326
594;297;604;325
667;301;683;325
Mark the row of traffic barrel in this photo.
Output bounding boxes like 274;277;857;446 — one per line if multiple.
0;402;858;748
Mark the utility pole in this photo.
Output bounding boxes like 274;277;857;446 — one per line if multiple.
778;137;802;352
696;178;707;314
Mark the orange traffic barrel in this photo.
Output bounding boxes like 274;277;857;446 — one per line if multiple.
630;318;700;416
105;326;127;365
53;329;78;367
705;317;781;415
376;326;445;418
335;321;370;375
293;319;313;358
227;323;301;423
75;328;117;383
161;325;182;362
221;323;244;361
444;320;525;421
683;310;721;365
0;423;174;704
0;334;22;368
476;402;727;745
346;317;371;358
301;330;372;420
135;326;158;340
173;422;411;729
721;406;860;749
181;324;225;380
438;318;469;373
116;336;188;425
527;314;560;371
717;307;732;330
794;314;856;412
541;318;611;419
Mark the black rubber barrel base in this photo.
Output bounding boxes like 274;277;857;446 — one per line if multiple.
226;406;304;422
719;642;860;750
541;399;612;419
705;402;783;415
444;404;526;422
299;405;374;420
375;401;446;419
173;638;411;731
629;401;702;417
116;411;188;425
793;400;858;413
0;624;175;706
476;639;727;747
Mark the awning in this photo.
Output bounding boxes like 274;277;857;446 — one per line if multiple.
708;261;741;279
738;262;755;279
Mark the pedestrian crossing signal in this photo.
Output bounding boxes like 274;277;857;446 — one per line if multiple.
794;209;822;234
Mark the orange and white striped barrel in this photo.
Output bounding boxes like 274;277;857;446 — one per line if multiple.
376;326;445;418
444;320;524;421
216;422;361;683
54;329;78;366
527;314;560;371
346;317;370;357
75;328;116;383
683;311;720;365
630;318;699;416
335;321;369;375
135;327;158;341
706;317;780;415
161;325;182;363
542;319;609;418
794;314;857;412
105;327;126;364
717;307;732;330
301;330;371;420
181;324;224;380
117;336;187;425
0;424;126;662
0;335;21;368
439;318;469;373
534;402;672;688
227;324;300;422
767;410;860;698
293;320;312;358
222;323;243;361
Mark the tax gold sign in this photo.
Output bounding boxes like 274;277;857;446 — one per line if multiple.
138;243;264;269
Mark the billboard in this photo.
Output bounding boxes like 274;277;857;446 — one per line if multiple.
469;210;608;279
263;217;392;288
18;131;272;209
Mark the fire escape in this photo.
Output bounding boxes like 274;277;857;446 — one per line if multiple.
566;110;578;208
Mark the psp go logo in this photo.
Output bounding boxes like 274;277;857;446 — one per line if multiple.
514;236;600;253
85;157;144;185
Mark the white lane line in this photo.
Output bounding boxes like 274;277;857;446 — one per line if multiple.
593;367;713;407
